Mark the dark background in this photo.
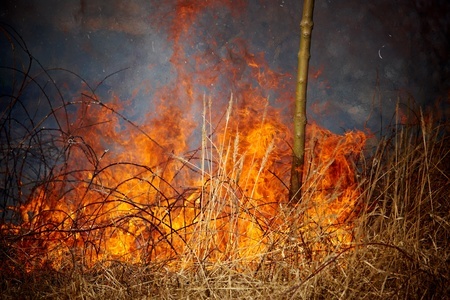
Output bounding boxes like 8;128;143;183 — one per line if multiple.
1;0;449;134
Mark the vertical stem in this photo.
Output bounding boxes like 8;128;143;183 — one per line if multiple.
290;0;315;202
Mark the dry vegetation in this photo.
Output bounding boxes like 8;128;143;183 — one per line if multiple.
1;24;450;299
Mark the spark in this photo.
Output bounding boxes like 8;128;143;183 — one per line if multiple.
378;44;385;59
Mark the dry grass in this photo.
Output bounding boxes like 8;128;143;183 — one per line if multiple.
1;24;450;299
1;104;449;299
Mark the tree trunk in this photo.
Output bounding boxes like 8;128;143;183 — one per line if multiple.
289;0;315;202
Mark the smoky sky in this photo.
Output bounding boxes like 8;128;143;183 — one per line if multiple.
1;0;449;134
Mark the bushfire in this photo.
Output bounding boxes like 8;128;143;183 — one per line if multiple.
3;95;366;272
1;1;367;273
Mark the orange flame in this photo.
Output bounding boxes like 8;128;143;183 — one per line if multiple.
1;1;367;272
4;90;366;271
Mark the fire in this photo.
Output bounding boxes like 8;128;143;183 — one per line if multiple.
1;1;367;273
4;93;366;271
300;124;367;249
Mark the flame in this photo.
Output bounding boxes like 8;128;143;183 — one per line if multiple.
4;93;366;271
1;1;368;272
301;124;367;249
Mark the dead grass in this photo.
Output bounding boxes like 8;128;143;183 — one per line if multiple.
1;24;449;299
1;105;449;299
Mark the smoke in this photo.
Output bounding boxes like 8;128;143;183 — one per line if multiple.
1;0;449;134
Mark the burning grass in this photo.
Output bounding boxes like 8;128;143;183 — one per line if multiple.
1;26;450;299
1;94;449;299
